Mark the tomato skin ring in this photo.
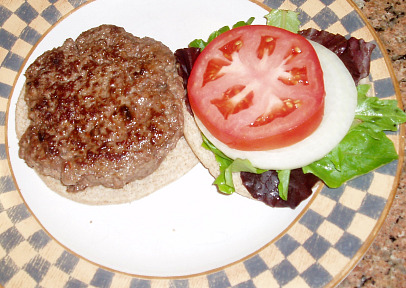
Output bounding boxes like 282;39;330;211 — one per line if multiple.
188;25;325;151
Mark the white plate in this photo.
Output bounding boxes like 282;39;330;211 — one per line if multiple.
7;0;313;277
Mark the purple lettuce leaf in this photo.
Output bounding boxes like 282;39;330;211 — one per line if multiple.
174;47;200;115
299;28;375;85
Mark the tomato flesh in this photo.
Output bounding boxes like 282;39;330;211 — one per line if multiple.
188;25;325;151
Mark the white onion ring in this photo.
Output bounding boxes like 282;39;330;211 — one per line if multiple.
195;41;357;170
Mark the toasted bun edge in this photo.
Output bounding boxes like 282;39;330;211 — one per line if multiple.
182;105;253;200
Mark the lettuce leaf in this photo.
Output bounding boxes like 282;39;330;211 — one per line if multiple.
202;135;266;194
299;29;375;85
264;9;300;33
303;85;406;188
277;170;290;200
189;17;255;50
355;84;406;132
302;125;398;188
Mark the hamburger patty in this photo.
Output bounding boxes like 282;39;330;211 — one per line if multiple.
18;25;185;192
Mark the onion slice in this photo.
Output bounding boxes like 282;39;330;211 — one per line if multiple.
195;41;357;170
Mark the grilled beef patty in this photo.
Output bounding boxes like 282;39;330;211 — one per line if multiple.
18;25;184;192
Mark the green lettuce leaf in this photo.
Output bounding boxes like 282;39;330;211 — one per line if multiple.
355;84;406;132
302;125;398;188
189;17;255;50
277;170;290;200
303;85;405;188
264;9;300;33
202;135;266;194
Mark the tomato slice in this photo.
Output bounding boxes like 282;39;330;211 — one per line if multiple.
188;25;325;151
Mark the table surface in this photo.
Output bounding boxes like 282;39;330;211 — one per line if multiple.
339;0;406;287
